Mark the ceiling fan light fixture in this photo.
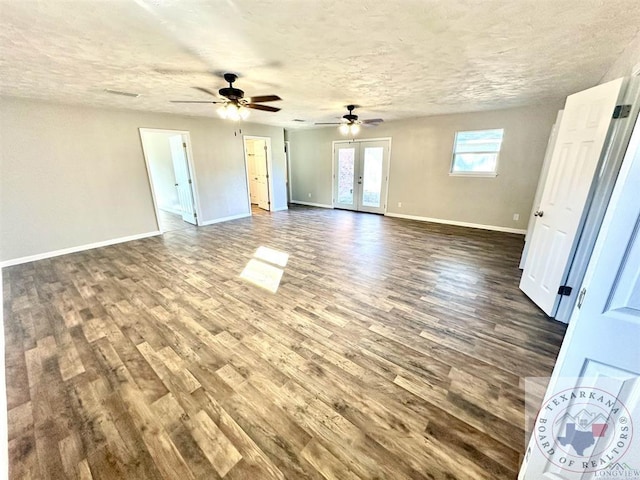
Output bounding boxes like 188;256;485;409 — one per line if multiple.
350;123;360;135
226;104;241;121
217;103;249;121
339;123;350;135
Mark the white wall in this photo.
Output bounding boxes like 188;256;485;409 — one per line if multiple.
286;103;561;231
0;97;286;264
141;131;181;214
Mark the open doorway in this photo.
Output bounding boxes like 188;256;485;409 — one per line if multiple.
243;136;273;212
139;128;200;232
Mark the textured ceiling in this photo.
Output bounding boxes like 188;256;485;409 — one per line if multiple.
1;0;639;129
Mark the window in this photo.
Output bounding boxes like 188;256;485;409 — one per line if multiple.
450;128;504;176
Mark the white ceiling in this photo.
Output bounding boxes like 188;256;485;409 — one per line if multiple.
1;0;638;129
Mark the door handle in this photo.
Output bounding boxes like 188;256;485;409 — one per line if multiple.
175;183;179;187
534;210;544;217
358;181;362;184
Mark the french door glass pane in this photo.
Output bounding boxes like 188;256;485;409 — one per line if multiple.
362;147;383;207
337;148;355;204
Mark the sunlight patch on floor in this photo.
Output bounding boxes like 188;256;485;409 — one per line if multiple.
240;246;289;293
254;246;289;267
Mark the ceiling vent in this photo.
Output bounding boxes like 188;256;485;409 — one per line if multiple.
104;89;140;98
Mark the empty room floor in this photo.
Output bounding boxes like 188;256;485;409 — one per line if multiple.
3;206;567;479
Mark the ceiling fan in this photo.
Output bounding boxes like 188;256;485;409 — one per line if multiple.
171;73;281;120
316;105;384;135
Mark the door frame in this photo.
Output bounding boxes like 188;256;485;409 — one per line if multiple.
285;140;292;205
331;137;392;213
243;135;274;213
139;128;203;231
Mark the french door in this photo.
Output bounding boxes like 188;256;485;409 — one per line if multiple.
333;139;390;214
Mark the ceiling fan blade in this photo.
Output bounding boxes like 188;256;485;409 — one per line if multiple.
314;122;341;125
247;103;280;112
362;118;384;124
248;95;281;103
170;100;220;104
193;86;219;98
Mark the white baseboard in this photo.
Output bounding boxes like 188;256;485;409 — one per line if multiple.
385;212;527;235
0;230;162;268
290;201;334;209
199;212;251;226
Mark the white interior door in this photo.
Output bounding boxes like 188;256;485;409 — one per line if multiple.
519;115;640;479
333;140;390;213
254;139;270;211
520;110;564;269
169;135;197;225
248;152;259;204
520;78;624;315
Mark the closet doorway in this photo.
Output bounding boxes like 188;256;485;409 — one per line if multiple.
243;136;273;211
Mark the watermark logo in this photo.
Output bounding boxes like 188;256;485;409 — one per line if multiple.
534;386;634;473
594;462;640;479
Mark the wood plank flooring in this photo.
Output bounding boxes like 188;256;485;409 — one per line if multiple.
157;210;195;233
3;206;567;479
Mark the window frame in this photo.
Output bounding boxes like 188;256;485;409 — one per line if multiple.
449;128;504;178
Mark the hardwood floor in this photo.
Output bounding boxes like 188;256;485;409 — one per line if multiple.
3;206;567;479
157;209;195;233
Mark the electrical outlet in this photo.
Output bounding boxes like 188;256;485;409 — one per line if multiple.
398;202;402;208
513;213;520;221
308;193;312;198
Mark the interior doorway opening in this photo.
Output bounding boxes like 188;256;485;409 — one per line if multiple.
243;136;273;212
139;128;200;232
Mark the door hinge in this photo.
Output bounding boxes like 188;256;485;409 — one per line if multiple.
188;179;192;184
577;288;586;308
193;212;197;218
558;285;573;296
182;142;187;148
613;105;632;119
